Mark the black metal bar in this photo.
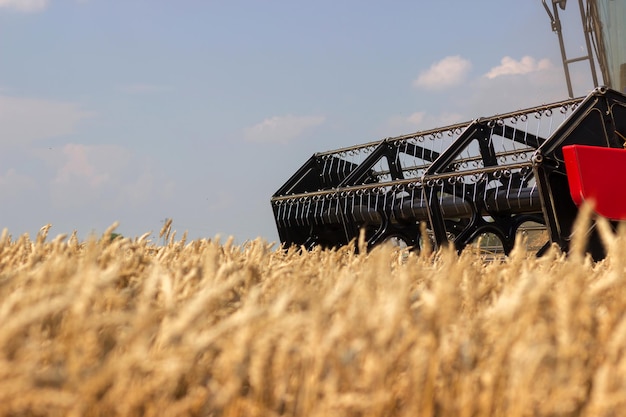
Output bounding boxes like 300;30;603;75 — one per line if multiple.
399;141;441;164
336;141;391;187
425;121;482;175
491;123;545;149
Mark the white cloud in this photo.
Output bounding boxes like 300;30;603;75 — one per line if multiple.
0;95;94;145
243;114;325;144
0;143;177;238
44;143;175;210
485;56;553;79
0;168;37;196
119;83;174;94
386;112;426;133
119;166;175;207
0;0;48;12
453;63;572;119
413;56;472;90
52;143;130;188
46;143;128;208
406;112;425;126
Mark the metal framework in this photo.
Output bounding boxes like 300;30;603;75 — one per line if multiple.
542;0;611;96
271;87;626;257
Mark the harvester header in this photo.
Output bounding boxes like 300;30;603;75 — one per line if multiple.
271;88;626;258
271;1;626;258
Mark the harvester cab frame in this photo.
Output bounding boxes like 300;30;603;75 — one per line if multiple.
271;0;626;259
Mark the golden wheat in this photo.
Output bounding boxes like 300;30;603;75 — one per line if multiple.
0;218;625;417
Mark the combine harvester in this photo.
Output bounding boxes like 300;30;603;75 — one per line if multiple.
271;0;626;259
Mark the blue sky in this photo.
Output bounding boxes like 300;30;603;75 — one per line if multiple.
0;0;599;243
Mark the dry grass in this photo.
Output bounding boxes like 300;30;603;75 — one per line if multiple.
2;216;626;417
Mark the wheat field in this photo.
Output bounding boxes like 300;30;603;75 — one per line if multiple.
2;211;626;417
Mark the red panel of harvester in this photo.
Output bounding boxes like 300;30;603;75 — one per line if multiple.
563;144;626;220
